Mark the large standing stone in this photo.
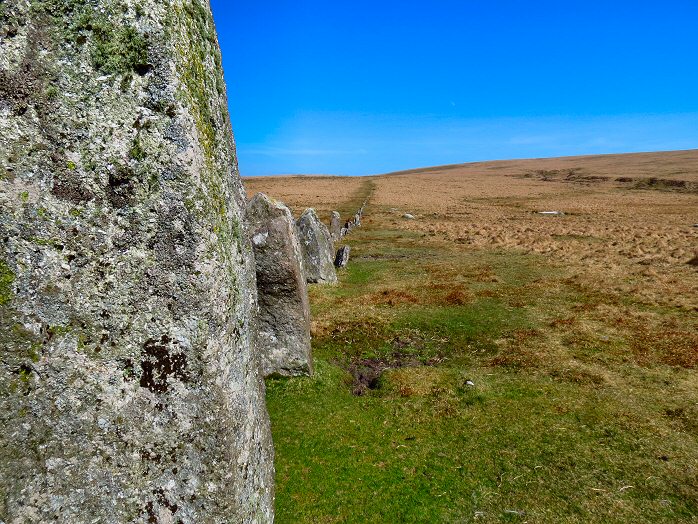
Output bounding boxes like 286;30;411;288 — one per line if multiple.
330;210;342;242
0;2;273;522
297;208;338;284
246;193;313;377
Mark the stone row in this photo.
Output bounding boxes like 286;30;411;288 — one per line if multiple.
245;194;343;379
338;200;368;238
328;200;367;272
244;195;371;379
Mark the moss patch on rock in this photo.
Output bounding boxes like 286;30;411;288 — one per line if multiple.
91;22;149;75
30;1;150;75
0;260;15;307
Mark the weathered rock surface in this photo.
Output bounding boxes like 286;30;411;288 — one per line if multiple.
297;208;338;284
330;210;342;242
0;2;273;522
335;246;351;268
246;193;312;377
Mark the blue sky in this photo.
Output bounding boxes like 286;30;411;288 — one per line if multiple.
209;1;698;176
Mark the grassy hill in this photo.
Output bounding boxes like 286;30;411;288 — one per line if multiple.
245;150;698;523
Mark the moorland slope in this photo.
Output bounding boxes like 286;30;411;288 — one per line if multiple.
246;149;698;523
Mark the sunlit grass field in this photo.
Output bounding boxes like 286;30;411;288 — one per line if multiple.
260;179;698;523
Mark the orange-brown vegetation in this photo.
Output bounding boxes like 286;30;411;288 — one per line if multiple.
369;150;698;311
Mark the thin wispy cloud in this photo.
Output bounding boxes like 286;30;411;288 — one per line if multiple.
244;146;368;157
236;112;698;176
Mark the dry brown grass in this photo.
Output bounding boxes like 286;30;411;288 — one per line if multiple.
443;289;470;305
243;175;368;217
369;151;698;312
244;150;698;377
369;289;418;306
245;151;697;314
621;317;698;369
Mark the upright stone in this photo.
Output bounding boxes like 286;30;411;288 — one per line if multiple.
353;211;362;227
0;2;273;522
329;210;342;242
297;208;338;284
246;193;312;377
335;246;351;268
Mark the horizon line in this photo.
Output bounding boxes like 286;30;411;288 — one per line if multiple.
241;147;698;179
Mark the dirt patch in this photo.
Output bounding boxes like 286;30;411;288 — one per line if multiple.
521;168;612;185
345;351;440;396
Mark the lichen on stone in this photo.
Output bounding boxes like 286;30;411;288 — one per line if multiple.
0;0;274;521
90;21;150;75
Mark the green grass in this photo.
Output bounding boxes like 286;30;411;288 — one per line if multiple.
267;206;698;523
268;365;697;523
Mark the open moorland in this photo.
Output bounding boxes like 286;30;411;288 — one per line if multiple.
245;150;698;523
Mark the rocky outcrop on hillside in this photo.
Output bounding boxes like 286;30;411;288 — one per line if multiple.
0;1;273;522
247;193;313;377
297;208;338;284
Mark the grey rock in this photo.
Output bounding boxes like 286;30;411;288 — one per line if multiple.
403;213;415;220
337;200;368;238
297;208;338;284
246;193;312;377
335;246;351;268
330;211;342;242
0;2;273;522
